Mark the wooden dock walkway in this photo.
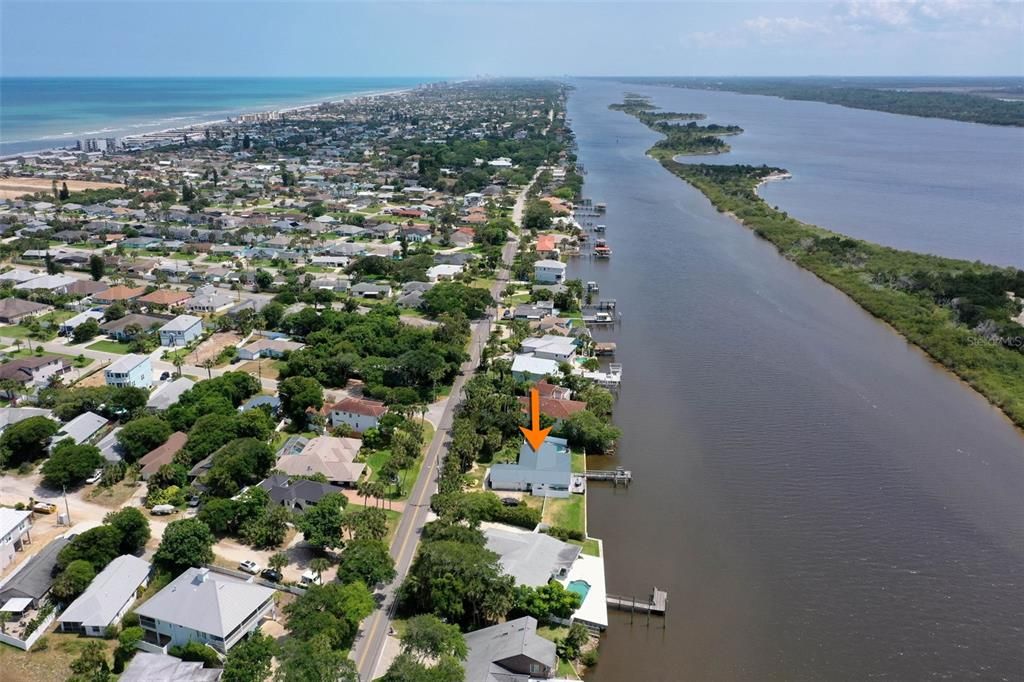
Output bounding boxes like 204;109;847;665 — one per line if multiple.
584;467;631;486
606;588;669;623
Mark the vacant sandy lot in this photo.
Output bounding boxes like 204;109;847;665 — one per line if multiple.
0;177;121;200
191;332;242;365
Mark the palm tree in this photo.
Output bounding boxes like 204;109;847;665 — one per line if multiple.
268;552;288;574
357;480;372;507
309;557;331;584
173;354;184;378
201;358;215;380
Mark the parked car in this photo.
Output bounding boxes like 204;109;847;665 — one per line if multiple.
187;496;201;508
32;502;57;514
300;570;322;586
85;469;103;485
501;497;520;507
239;560;260;575
160;371;170;381
151;504;177;516
260;568;282;582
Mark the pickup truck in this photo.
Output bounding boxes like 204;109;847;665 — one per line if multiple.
32;502;57;514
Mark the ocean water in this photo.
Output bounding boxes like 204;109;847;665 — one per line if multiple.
0;77;439;156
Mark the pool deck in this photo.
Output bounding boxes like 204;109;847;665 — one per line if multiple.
558;538;608;629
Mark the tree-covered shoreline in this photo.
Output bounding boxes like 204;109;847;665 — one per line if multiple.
611;77;1024;127
611;96;1024;430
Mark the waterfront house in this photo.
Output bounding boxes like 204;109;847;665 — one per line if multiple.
484;526;580;587
463;616;556;682
57;555;150;636
158;314;203;347
520;335;577;362
325;396;388;433
533;259;566;285
0;509;32;571
511;354;561;382
104;354;152;389
517;393;586;425
486;436;572;498
0;298;52;324
134;567;276;654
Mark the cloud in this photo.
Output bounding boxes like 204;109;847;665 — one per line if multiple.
687;0;1022;48
839;0;1022;32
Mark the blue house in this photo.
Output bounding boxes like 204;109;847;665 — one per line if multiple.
158;315;203;347
104;354;153;389
486;436;572;498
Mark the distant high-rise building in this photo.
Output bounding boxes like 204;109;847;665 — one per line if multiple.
80;138;100;152
104;137;119;152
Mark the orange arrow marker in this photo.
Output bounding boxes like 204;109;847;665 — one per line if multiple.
519;387;552;452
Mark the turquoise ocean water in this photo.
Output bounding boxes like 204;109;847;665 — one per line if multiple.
0;77;439;156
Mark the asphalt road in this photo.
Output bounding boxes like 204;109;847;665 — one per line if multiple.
352;238;517;680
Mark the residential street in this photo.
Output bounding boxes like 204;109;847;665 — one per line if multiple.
351;204;519;681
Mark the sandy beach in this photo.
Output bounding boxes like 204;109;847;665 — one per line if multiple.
0;177;122;200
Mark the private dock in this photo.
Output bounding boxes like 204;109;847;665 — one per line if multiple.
594;342;616;355
606;588;669;624
584;466;632;486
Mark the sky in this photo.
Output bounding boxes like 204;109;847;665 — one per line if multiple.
2;0;1022;77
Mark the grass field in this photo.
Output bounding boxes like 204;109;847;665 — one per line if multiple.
543;494;586;536
86;340;132;354
0;325;35;339
0;632;118;682
364;423;434;500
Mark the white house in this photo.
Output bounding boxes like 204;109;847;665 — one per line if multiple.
520;335;577;362
58;555;150;636
511;354;561;382
104;354;152;389
533;259;566;284
425;264;463;282
134;567;276;654
58;310;104;336
0;508;32;571
158;315;203;347
326;397;388;433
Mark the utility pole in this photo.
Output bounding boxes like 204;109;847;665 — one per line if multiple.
62;485;72;526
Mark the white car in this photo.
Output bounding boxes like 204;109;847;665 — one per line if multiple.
85;469;103;485
239;560;261;575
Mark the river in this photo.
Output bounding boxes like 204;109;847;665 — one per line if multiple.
567;80;1024;681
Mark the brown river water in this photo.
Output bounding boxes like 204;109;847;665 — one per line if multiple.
567;80;1024;682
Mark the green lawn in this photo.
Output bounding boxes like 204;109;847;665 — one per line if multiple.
543;494;586;536
344;503;402;543
364;422;433;501
0;325;35;339
569;537;601;557
571;451;586;474
5;348;93;368
86;339;132;354
536;626;579;679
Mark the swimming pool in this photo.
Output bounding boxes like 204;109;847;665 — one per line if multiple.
567;579;591;601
